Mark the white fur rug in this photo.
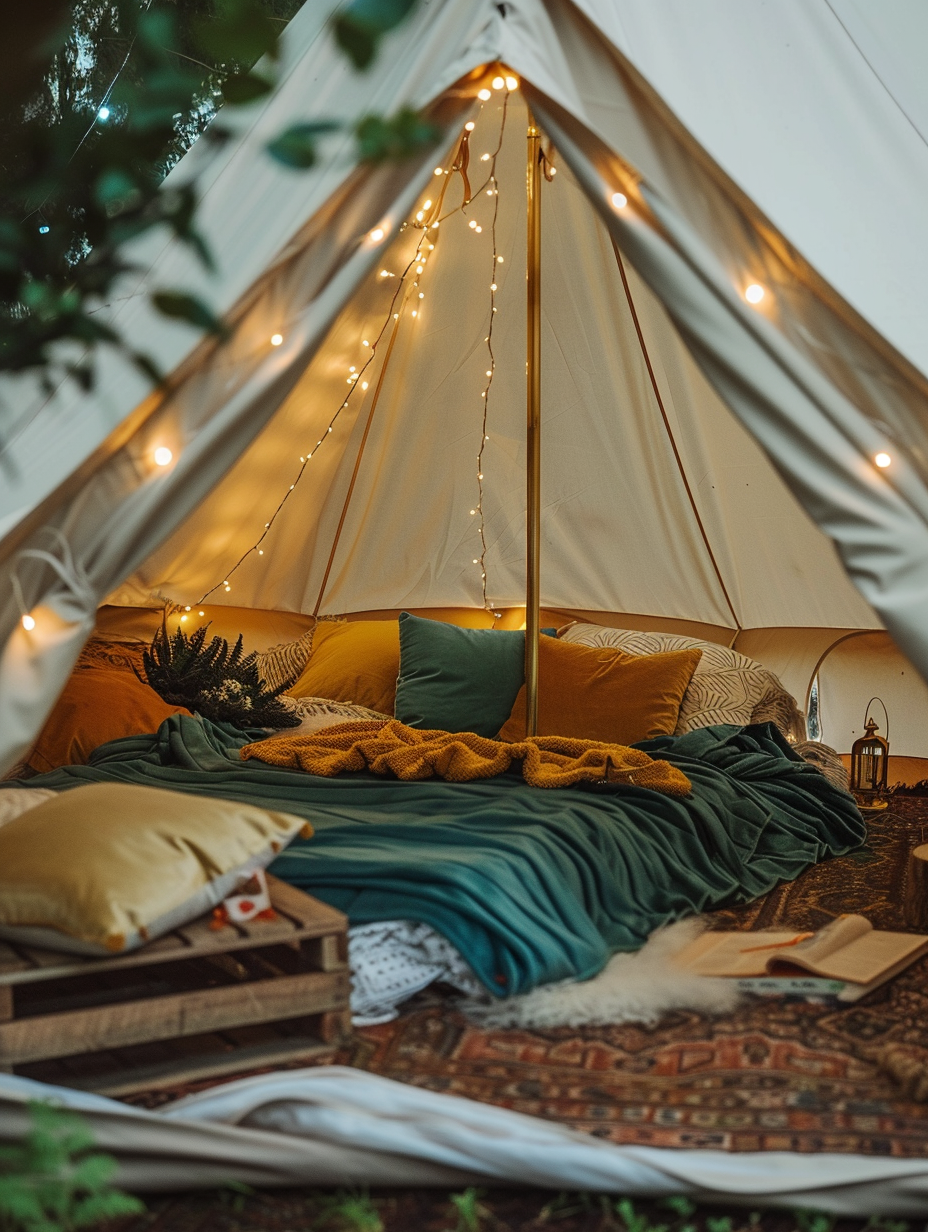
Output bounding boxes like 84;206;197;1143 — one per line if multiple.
464;919;740;1029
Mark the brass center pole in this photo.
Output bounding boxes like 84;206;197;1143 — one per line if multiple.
525;113;542;736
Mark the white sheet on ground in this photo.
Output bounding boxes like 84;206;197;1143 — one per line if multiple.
5;1068;928;1214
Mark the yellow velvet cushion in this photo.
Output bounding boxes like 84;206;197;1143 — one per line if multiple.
0;783;311;955
499;635;702;745
289;619;400;715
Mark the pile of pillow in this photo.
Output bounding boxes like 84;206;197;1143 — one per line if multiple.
559;624;806;741
284;611;703;746
13;611;808;778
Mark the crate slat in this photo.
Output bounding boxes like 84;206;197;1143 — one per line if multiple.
0;970;349;1064
53;1034;338;1097
0;942;31;976
0;876;347;987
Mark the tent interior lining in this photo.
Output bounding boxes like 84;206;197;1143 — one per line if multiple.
77;87;919;761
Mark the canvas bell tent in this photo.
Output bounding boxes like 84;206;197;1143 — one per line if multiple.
2;0;928;777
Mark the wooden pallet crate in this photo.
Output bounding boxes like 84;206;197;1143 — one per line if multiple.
0;875;351;1096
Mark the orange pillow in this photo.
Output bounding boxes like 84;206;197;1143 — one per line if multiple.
26;670;191;774
289;619;399;715
499;635;701;745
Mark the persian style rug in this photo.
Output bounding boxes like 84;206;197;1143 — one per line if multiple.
131;799;928;1157
329;798;928;1156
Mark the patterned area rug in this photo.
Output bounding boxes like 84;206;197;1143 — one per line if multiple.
324;798;928;1156
132;799;928;1156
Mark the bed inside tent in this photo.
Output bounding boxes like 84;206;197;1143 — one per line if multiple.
4;0;928;1201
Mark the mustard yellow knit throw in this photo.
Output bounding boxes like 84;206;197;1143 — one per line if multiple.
241;719;691;796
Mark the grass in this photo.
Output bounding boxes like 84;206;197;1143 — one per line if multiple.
115;1187;919;1232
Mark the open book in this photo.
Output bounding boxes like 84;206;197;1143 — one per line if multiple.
674;915;928;1002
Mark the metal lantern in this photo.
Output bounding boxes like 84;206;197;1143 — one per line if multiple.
850;698;890;811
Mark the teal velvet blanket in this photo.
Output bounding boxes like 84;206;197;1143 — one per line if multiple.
21;717;864;997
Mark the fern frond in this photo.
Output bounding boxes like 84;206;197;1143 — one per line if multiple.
140;614;300;729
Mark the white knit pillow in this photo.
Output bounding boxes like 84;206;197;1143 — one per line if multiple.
559;625;806;740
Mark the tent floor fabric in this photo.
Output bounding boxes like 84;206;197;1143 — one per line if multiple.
127;797;928;1157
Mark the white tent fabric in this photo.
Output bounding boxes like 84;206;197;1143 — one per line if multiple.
7;1068;928;1215
2;0;928;776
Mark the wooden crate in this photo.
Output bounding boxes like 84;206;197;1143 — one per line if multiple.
0;875;351;1096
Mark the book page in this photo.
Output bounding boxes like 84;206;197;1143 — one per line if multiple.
773;930;928;983
676;931;804;977
784;914;871;965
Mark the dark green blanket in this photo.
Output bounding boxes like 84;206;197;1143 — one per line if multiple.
20;717;864;996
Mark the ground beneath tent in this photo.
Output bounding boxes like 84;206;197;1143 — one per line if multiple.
131;799;928;1157
123;1188;918;1231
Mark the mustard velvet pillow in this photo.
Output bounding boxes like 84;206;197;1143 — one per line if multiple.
289;619;400;715
0;783;311;955
499;635;702;745
26;668;190;774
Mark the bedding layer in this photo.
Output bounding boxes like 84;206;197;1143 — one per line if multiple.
18;718;864;996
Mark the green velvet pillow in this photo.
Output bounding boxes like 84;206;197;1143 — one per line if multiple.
394;612;552;738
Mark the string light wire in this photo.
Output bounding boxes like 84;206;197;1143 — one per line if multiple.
473;92;510;611
193;85;511;607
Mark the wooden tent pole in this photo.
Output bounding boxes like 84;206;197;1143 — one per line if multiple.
525;111;542;736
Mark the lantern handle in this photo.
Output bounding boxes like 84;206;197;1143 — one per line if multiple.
864;696;889;743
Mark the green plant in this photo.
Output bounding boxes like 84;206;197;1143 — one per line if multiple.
705;1218;734;1232
447;1187;493;1232
0;0;434;406
660;1196;697;1219
0;1100;144;1232
792;1212;835;1232
614;1198;667;1232
310;1188;384;1232
141;615;300;728
862;1219;909;1232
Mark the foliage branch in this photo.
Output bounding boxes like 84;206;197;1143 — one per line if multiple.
0;0;427;422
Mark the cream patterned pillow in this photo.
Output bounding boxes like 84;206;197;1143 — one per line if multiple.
256;627;316;693
276;696;390;735
559;625;806;741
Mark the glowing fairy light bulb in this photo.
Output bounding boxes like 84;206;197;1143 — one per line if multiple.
492;76;505;90
480;153;490;162
477;89;491;101
465;121;475;132
505;75;518;90
434;167;443;176
745;283;765;304
423;199;432;210
875;452;892;468
21;614;35;631
416;211;424;221
369;227;385;242
270;333;283;346
497;255;504;263
154;446;173;466
611;192;628;209
469;220;477;230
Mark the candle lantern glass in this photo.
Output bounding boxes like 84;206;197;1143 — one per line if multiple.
850;715;889;811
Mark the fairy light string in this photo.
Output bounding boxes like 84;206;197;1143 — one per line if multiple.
190;75;516;611
471;89;510;612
